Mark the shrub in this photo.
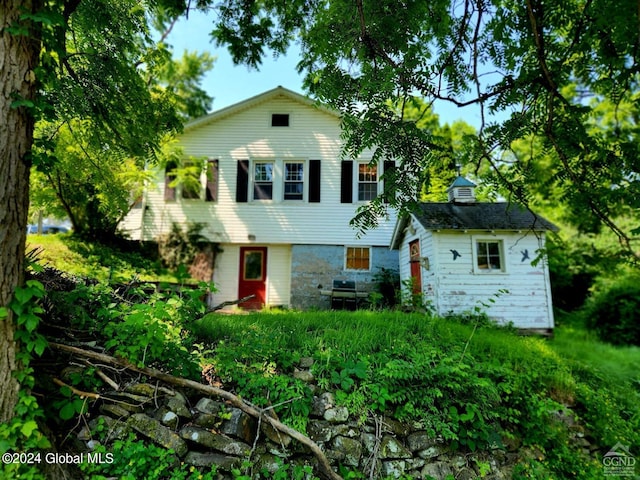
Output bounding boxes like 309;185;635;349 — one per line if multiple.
584;275;640;346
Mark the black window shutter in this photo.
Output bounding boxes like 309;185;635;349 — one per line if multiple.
383;160;396;204
205;159;218;202
164;161;177;201
236;160;249;202
309;160;321;203
340;161;353;203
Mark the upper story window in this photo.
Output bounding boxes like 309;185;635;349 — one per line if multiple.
358;163;378;201
284;162;304;200
253;162;274;200
475;239;505;272
271;114;290;127
164;159;218;202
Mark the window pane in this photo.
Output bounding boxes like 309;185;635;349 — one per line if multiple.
244;252;263;280
254;162;273;200
284;163;304;200
255;163;273;181
477;241;502;270
346;247;370;270
358;164;377;201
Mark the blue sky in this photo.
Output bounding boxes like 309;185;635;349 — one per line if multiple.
167;10;483;128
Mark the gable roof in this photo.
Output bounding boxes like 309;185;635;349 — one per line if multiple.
391;202;558;249
183;86;339;132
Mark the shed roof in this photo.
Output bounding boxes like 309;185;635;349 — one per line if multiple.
391;202;558;249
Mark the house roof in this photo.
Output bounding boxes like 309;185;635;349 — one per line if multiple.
183;86;339;132
391;202;558;249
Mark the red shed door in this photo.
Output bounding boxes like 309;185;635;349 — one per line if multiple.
409;239;422;295
239;247;267;309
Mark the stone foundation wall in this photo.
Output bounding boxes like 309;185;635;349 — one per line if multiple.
290;245;399;310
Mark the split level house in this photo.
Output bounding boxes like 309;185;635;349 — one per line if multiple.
390;177;558;332
120;87;399;310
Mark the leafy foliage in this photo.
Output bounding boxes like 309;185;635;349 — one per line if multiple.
584;273;640;346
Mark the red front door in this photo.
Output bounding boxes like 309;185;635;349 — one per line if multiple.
239;247;267;309
409;239;422;296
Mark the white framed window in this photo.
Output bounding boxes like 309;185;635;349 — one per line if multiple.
253;161;274;200
473;238;506;273
284;161;304;200
345;246;371;271
358;163;378;201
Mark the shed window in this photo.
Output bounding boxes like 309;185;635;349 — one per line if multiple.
271;114;290;127
346;246;371;271
476;240;504;271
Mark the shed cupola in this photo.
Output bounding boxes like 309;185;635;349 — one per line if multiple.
447;175;477;204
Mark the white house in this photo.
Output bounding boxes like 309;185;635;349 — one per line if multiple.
390;176;558;331
120;87;399;309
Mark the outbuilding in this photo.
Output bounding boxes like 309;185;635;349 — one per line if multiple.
390;176;558;331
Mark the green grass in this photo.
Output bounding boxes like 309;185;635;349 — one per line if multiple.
26;233;177;283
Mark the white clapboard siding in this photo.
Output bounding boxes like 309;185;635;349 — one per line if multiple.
122;89;396;247
432;231;553;328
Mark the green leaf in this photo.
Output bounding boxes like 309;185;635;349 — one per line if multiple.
0;306;7;319
59;402;77;420
20;420;39;437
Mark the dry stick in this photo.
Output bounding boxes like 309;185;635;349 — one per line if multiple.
49;342;343;480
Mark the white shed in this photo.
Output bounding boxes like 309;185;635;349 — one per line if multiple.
390;177;558;332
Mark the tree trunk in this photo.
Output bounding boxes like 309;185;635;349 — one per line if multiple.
0;0;42;422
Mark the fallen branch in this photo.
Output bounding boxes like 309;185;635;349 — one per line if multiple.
49;342;342;480
209;294;255;311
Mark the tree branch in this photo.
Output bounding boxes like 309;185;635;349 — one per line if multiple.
49;342;343;480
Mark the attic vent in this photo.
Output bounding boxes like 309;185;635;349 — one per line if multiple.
457;187;473;197
271;114;289;127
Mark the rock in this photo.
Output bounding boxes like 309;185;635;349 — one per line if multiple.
307;420;335;443
100;403;131;418
332;436;362;467
156;408;179;430
195;397;225;415
380;435;412;460
184;451;241;470
104;392;150;412
407;431;439;452
457;467;477;480
128;413;188;458
192;412;220;429
421;461;453;480
312;392;335;417
324;406;349;423
299;357;315;369
124;383;158;397
418;445;445;459
220;408;257;444
293;370;315;383
179;426;251;457
382;417;411;436
166;396;192;419
382;459;407;478
89;416;129;442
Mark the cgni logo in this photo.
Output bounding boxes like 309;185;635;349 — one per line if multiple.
603;443;636;477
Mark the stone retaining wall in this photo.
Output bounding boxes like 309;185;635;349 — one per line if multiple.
75;359;594;479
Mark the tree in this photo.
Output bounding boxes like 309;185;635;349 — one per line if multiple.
0;0;187;421
210;0;639;258
30;49;214;238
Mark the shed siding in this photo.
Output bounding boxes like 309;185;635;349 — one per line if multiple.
432;231;553;328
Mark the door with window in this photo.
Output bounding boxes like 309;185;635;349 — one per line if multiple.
239;247;267;309
409;239;422;295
